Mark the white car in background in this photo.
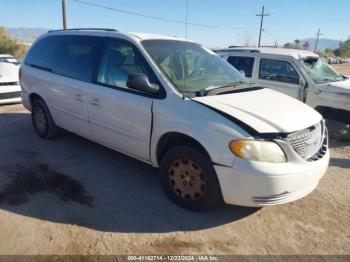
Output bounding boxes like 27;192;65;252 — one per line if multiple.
0;54;21;65
0;54;21;104
20;29;329;210
214;48;350;125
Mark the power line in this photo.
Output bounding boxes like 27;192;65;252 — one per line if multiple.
262;29;279;44
71;0;258;31
256;6;270;47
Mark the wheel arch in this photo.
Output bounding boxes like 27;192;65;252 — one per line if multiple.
156;132;212;165
29;93;44;105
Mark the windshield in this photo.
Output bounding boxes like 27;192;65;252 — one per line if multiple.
142;40;248;93
301;57;339;84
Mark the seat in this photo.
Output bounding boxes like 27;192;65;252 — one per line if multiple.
155;51;177;81
104;50;129;88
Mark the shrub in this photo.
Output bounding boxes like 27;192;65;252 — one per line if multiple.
0;27;27;59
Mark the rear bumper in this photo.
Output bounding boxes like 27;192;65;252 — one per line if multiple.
214;149;329;207
0;88;22;105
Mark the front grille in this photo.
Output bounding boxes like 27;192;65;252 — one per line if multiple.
307;128;328;162
285;121;326;160
0;82;19;86
0;91;21;100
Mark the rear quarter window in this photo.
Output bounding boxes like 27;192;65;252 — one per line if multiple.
25;35;103;82
25;36;60;70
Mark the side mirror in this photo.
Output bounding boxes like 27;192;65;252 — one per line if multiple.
299;78;306;87
239;70;246;77
127;73;159;94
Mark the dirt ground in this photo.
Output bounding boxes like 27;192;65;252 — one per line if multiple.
0;103;349;256
332;63;350;75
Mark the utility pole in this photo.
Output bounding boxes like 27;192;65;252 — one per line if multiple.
62;0;67;30
314;29;322;53
256;6;269;47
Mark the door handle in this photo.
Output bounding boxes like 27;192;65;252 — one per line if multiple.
90;98;100;106
314;89;322;95
75;93;83;101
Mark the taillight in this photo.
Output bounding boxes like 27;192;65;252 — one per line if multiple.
19;67;22;81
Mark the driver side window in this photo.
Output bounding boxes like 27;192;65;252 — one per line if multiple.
259;58;299;84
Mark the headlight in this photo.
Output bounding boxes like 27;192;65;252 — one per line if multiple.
229;140;287;163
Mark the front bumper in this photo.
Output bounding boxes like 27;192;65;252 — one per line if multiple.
214;149;329;207
0;84;22;104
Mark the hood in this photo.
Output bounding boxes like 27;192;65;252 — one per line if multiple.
323;79;350;94
0;62;19;83
193;88;322;134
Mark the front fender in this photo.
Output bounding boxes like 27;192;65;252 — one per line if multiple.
150;95;251;167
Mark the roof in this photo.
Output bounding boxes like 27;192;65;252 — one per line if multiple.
46;28;190;42
127;32;188;41
214;47;318;59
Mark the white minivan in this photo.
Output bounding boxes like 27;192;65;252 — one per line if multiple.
20;29;329;210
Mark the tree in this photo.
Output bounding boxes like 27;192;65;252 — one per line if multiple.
334;38;350;57
324;48;335;57
0;27;27;59
241;31;254;47
283;42;301;49
294;39;301;47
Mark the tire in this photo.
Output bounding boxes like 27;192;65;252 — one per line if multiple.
160;145;223;211
31;99;60;139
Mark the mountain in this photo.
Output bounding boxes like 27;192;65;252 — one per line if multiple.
300;38;341;52
5;27;51;43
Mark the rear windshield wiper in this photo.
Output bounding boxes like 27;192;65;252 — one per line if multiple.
196;81;251;96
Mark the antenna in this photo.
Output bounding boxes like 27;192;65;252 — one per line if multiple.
185;0;189;40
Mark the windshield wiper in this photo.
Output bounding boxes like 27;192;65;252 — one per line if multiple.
196;81;250;96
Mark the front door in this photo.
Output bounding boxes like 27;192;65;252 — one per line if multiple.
88;39;159;161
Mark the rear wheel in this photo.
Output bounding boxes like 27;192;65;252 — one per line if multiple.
31;99;60;139
160;145;223;211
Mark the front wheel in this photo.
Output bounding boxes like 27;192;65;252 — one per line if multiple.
160;145;223;211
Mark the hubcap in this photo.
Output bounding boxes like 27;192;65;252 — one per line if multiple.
168;158;206;201
33;107;46;134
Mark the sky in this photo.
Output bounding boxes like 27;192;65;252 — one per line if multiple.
0;0;349;47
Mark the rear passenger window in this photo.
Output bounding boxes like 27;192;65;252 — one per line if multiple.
97;40;157;89
227;56;254;77
25;35;103;82
53;36;102;82
259;58;300;84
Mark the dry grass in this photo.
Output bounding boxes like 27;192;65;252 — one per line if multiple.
332;63;350;75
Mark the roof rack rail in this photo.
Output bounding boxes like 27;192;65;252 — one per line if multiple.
228;45;245;48
48;28;118;33
227;47;261;53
